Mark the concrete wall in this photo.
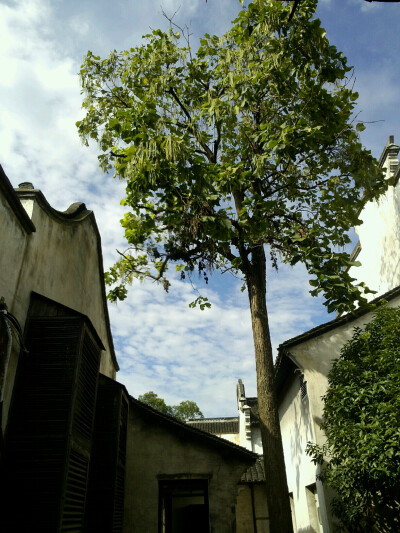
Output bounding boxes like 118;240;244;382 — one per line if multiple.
124;404;254;533
236;484;269;533
279;295;400;532
0;184;117;431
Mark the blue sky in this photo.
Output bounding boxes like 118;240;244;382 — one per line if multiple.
1;0;399;416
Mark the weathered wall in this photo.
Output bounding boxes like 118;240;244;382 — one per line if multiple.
251;426;263;454
0;183;117;430
0;188;31;430
15;196;116;378
124;404;254;533
236;484;269;533
279;294;400;532
279;374;323;532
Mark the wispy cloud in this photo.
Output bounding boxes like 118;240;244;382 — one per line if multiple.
1;0;398;417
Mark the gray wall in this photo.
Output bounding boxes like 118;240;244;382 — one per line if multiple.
0;185;117;431
124;404;255;533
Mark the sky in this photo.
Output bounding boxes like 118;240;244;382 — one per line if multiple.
1;0;399;417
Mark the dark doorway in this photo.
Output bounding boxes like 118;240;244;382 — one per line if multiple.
159;479;210;533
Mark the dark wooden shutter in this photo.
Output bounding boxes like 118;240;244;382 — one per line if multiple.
85;375;129;533
3;314;101;533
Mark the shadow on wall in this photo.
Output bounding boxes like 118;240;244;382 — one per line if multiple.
381;233;400;291
290;392;314;495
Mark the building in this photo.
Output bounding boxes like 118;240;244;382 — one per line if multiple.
276;285;400;532
348;136;400;297
0;165;258;533
190;135;400;533
187;381;269;533
275;135;400;532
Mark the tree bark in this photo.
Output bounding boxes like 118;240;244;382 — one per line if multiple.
245;245;294;533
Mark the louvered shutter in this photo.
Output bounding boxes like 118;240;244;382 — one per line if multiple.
85;375;128;533
3;314;101;533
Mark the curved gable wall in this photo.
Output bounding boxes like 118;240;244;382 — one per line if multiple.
0;173;118;431
14;185;118;377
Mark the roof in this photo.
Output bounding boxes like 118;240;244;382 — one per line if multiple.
240;456;265;483
275;284;400;397
15;182;94;224
130;397;258;462
279;284;400;353
0;165;36;234
186;417;239;434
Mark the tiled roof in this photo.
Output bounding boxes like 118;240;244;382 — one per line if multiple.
241;456;265;483
186;417;239;434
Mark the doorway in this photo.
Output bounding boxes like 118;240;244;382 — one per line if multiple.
159;479;210;533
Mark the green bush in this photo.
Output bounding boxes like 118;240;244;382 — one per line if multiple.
307;306;400;532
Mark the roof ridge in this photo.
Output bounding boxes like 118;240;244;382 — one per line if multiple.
131;397;255;460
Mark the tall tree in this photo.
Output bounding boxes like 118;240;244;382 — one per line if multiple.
77;1;388;530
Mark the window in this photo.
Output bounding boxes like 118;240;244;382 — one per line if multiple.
299;373;307;401
159;479;210;533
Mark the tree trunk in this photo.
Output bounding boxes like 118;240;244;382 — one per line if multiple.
245;246;294;533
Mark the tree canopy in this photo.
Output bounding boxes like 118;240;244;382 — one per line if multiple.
138;391;204;421
77;1;389;530
307;305;400;532
77;0;387;315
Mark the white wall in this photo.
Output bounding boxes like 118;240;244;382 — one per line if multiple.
349;142;400;297
280;294;400;532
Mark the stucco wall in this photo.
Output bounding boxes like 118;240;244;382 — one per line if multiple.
251;426;263;454
280;295;400;532
350;182;400;297
0;190;31;430
279;374;320;532
214;431;240;445
349;144;400;298
15;197;115;378
0;191;29;308
124;404;254;533
0;185;117;429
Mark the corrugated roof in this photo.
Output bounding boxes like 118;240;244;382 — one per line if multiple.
186;417;239;434
241;456;265;483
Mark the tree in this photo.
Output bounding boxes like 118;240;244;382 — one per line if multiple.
288;0;400;21
173;400;204;421
138;391;174;416
138;391;204;421
307;306;400;532
77;1;388;530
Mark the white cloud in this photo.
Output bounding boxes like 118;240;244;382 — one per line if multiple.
109;260;328;416
1;0;398;417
